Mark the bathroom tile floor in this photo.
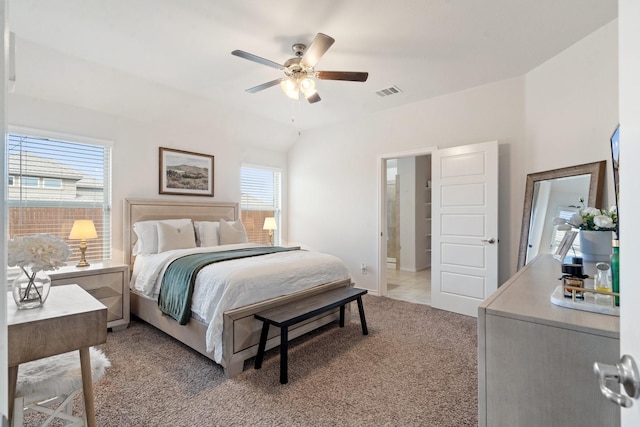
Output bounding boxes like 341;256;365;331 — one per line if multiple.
386;266;431;305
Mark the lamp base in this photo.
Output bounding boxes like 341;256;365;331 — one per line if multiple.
76;242;90;267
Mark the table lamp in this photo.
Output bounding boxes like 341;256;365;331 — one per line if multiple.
69;219;98;267
263;217;277;246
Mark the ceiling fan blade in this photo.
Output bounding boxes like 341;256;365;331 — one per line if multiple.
232;50;284;70
245;79;283;93
316;71;369;82
301;33;335;68
306;92;321;104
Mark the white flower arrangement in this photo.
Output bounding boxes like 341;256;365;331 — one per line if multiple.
553;199;618;232
8;234;71;272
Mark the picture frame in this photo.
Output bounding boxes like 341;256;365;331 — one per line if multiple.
553;230;578;262
159;147;214;197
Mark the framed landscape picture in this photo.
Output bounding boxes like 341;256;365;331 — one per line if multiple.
159;147;214;196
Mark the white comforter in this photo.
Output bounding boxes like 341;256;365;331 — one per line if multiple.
130;243;349;362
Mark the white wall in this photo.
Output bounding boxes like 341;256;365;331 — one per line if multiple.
6;19;618;294
397;157;417;271
289;77;525;291
1;0;9;416
524;20;618;206
8;94;289;263
288;20;618;292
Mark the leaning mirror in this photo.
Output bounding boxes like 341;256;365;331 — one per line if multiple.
517;161;606;270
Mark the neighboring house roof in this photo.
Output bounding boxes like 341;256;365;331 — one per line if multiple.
77;176;104;190
8;152;84;180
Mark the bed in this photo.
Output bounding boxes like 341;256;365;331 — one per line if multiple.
124;198;353;378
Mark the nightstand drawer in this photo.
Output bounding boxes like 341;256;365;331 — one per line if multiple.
51;272;123;321
49;262;130;330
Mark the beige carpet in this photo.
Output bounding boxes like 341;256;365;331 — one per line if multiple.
23;295;478;426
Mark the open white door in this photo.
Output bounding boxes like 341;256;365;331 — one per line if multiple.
596;3;640;424
619;1;640;423
431;141;498;317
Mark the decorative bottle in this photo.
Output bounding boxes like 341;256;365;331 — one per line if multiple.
611;240;620;306
594;262;612;305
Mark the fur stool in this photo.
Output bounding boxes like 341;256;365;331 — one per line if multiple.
13;347;110;427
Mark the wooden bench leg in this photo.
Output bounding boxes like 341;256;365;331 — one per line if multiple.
339;305;345;327
280;327;289;384
356;296;369;335
255;322;270;369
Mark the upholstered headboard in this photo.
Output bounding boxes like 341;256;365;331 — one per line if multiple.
123;198;239;270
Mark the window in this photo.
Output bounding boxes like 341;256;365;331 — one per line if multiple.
43;178;62;189
550;206;581;256
22;176;39;187
8;131;112;262
240;165;281;245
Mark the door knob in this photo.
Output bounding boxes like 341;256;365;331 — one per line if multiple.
481;238;496;244
594;354;640;408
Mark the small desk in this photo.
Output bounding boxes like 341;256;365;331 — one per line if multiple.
7;284;107;427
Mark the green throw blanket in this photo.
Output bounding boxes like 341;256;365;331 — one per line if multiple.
158;246;300;324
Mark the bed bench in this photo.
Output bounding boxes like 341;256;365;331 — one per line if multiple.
254;287;368;384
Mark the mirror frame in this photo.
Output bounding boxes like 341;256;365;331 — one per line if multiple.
517;160;606;270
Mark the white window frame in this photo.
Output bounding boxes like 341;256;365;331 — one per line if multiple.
22;176;39;187
43;177;62;189
240;164;282;245
8;126;114;262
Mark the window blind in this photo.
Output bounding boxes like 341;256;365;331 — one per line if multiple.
7;133;112;262
550;206;580;255
240;165;281;245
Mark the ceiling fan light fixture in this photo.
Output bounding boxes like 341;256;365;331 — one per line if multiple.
280;78;300;100
300;77;315;93
233;32;368;104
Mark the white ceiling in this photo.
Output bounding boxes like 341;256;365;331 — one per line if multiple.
9;0;617;149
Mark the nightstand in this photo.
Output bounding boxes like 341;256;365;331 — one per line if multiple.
49;261;130;331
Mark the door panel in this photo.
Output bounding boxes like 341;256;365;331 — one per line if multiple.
441;243;485;267
431;141;498;317
442;214;485;236
441;272;485;299
441;183;485;205
441;152;486;177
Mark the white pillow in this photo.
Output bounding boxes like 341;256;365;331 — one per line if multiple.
132;218;192;255
194;221;220;247
157;222;196;253
219;219;248;245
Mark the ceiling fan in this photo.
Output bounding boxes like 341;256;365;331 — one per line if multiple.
231;33;369;104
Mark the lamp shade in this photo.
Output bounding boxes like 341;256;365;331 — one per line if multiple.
263;217;277;231
69;220;98;240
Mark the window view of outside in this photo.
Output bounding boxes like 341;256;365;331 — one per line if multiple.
240;165;281;245
7;133;112;262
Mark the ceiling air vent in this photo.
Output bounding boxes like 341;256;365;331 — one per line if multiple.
375;85;403;98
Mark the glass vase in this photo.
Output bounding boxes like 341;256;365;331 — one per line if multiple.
11;267;51;309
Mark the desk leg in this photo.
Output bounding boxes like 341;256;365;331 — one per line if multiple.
8;365;18;425
280;327;288;384
79;347;97;427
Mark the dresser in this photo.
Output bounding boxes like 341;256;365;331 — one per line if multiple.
49;261;130;330
478;254;620;427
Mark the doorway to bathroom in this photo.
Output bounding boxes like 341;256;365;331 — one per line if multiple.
384;154;432;305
